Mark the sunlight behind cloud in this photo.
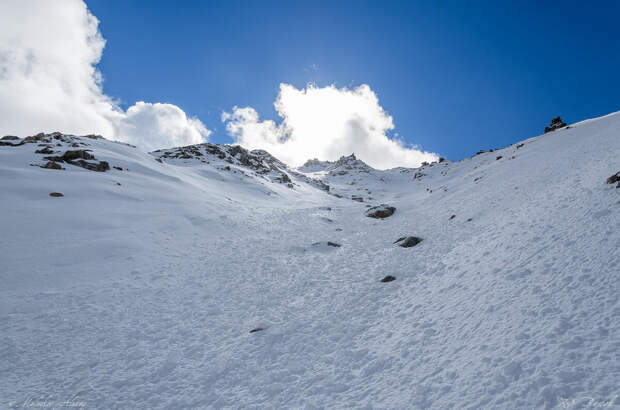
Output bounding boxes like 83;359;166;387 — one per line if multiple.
222;84;438;169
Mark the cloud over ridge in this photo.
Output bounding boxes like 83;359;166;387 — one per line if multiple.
1;0;438;166
222;83;438;169
0;0;210;151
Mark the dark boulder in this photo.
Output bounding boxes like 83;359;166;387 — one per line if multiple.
544;116;567;133
327;241;341;247
380;275;396;283
606;172;620;185
365;204;396;219
394;236;423;248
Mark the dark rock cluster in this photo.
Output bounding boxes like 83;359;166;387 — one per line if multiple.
43;149;110;172
0;132;112;172
544;116;567;133
152;143;321;189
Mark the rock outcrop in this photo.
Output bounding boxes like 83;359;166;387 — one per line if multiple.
544;116;567;133
44;149;110;172
152;143;330;191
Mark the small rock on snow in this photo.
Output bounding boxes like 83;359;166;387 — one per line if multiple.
365;204;396;219
394;236;423;248
606;172;620;185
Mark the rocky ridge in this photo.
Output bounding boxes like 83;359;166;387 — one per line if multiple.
152;143;330;192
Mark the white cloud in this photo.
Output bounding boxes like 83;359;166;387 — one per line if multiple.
114;102;211;152
0;0;210;150
222;84;438;169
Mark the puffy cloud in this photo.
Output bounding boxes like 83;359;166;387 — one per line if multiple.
114;102;211;152
0;0;209;150
222;84;438;169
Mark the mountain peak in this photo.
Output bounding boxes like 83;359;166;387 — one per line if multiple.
298;153;371;173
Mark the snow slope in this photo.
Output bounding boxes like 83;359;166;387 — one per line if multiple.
1;112;619;409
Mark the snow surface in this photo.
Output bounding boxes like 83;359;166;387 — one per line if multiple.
1;112;619;409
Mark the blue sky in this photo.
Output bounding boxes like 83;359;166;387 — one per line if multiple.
68;1;620;160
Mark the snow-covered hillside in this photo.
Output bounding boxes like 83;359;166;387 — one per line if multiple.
1;112;619;409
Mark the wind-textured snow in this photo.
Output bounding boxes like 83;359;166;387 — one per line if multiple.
1;112;619;409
